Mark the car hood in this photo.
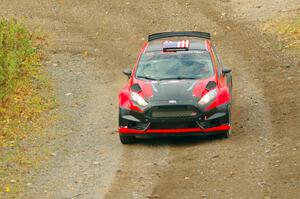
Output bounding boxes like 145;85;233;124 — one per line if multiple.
151;80;196;102
133;76;216;104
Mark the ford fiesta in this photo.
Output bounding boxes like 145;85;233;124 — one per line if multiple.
118;31;232;144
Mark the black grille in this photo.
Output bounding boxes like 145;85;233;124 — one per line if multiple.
150;122;198;129
148;106;198;118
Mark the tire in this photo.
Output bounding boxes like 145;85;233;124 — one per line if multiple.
119;134;136;144
222;104;232;139
222;129;231;139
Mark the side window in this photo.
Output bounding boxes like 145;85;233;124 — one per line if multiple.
212;46;223;78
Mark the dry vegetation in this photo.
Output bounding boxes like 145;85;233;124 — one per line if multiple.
0;19;55;196
264;14;300;50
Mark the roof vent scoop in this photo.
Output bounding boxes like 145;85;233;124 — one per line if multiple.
206;81;217;90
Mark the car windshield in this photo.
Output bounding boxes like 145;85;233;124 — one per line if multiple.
136;51;214;80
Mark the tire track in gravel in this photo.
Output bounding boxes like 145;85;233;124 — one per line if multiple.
197;2;299;198
20;7;124;199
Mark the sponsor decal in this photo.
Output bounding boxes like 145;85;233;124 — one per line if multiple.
168;100;177;104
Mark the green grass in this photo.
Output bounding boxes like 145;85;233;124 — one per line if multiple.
0;18;56;197
0;19;38;102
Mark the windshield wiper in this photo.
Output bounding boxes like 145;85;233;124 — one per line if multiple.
159;77;198;80
137;75;160;81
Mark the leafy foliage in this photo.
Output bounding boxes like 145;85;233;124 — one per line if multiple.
0;18;51;144
0;19;39;102
0;19;55;196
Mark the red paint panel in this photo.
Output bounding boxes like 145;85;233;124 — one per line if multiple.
205;86;230;111
134;79;153;99
192;76;216;98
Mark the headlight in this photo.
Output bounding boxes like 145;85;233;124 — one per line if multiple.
198;89;217;105
131;92;148;107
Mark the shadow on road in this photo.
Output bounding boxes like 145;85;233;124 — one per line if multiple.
134;134;224;147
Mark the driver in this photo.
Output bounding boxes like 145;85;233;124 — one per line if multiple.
179;54;210;77
192;61;209;76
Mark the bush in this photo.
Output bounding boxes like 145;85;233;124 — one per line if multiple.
0;18;51;144
0;19;54;196
0;19;40;104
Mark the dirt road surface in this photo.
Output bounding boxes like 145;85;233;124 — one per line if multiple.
1;0;299;198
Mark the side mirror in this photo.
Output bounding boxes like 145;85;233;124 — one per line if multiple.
222;67;231;75
123;68;132;78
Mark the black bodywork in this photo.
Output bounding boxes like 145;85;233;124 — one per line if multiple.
119;103;229;136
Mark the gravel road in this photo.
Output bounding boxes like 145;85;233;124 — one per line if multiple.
1;0;299;198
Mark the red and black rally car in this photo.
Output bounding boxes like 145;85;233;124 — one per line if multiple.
118;32;232;144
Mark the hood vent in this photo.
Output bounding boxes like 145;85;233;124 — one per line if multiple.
131;83;142;92
206;81;217;90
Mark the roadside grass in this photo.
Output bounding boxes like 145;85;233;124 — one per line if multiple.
0;19;56;197
264;14;300;50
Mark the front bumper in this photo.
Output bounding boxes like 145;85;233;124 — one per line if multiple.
119;103;230;136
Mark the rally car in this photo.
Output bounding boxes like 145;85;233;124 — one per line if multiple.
118;31;232;144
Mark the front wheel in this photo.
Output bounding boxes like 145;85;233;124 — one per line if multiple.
222;104;232;138
222;128;232;139
119;134;136;144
